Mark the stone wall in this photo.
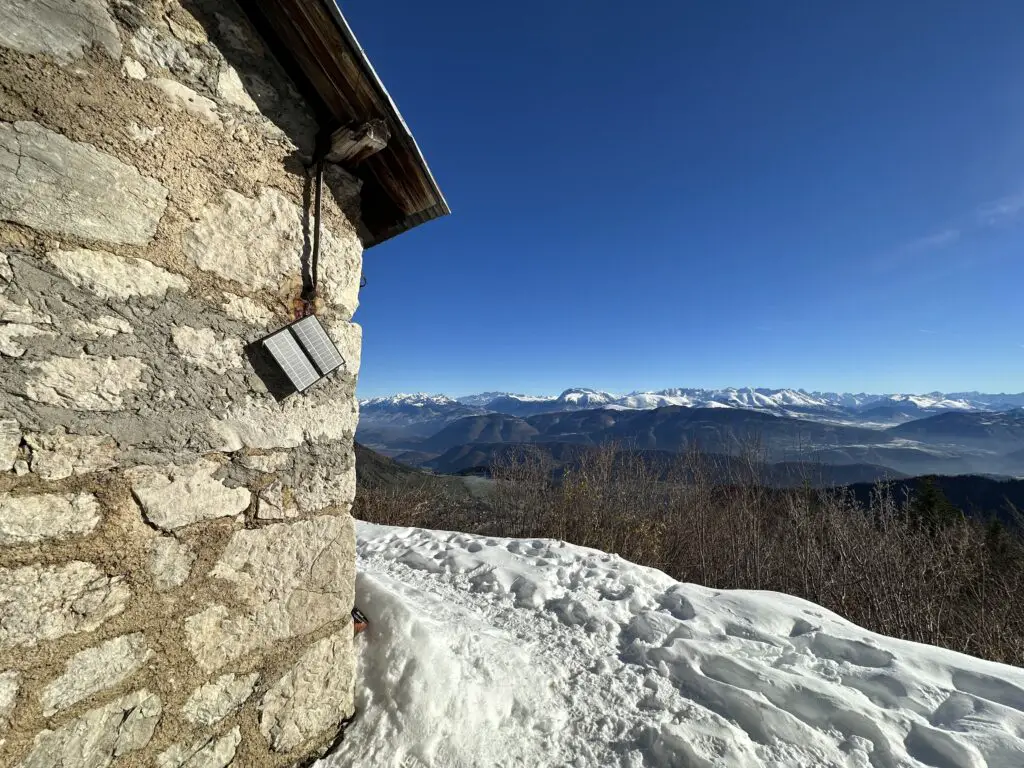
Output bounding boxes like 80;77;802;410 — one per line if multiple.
0;1;363;765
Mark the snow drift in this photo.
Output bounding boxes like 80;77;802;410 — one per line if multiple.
318;523;1024;767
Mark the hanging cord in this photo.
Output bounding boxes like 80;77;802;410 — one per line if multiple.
299;158;325;318
311;159;324;296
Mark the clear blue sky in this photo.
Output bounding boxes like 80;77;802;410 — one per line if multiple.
342;0;1024;398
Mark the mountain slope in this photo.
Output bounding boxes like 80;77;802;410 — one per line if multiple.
416;413;540;452
1004;447;1024;472
418;440;908;486
889;410;1024;446
357;394;488;447
592;406;890;453
354;442;433;488
412;406;898;457
318;523;1024;768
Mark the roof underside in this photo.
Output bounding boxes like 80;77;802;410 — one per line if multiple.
244;1;449;247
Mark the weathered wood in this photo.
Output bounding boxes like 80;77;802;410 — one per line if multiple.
327;120;390;165
244;1;449;247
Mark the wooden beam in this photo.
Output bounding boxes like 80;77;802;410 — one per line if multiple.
326;120;390;165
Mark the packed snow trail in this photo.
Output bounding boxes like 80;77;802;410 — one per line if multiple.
319;523;1024;768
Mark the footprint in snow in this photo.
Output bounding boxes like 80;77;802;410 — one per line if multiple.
903;722;986;768
840;672;909;709
952;670;1024;713
790;618;820;637
656;588;697;621
809;632;895;669
930;692;977;727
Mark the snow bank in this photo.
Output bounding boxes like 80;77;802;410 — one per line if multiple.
318;523;1024;767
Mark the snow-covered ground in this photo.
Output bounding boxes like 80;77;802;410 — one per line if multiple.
319;523;1024;768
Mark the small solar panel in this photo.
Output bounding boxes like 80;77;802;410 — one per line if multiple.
292;315;345;376
263;329;320;392
260;314;346;395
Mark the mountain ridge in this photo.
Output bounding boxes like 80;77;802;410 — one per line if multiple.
358;390;1024;478
362;387;1024;418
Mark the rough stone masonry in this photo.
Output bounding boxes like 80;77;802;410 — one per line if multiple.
0;0;366;765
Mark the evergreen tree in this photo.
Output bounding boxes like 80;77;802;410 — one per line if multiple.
908;476;962;533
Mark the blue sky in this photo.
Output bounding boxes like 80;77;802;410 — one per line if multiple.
342;0;1024;398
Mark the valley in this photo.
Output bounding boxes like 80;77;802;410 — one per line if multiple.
358;388;1024;482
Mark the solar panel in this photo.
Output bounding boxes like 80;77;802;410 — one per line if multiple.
263;330;320;392
292;315;345;376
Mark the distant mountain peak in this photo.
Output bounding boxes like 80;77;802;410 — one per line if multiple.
361;392;459;407
556;388;617;405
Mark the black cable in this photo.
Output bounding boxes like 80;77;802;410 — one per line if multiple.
309;158;324;301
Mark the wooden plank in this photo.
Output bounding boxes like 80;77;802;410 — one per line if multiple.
327;120;390;164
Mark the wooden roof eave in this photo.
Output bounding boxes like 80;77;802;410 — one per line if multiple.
246;1;449;247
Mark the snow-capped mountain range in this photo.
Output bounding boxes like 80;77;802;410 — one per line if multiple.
360;387;1024;421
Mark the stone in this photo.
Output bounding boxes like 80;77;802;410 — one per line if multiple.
0;419;18;472
121;57;146;80
127;122;163;145
0;561;130;650
0;671;19;734
128;458;251;531
40;633;153;716
23;355;149;411
26;431;118;481
171;326;243;374
255;481;295;521
13;460;28;477
0;251;12;286
260;631;354;752
0;323;54;357
156;726;240;768
240;452;290;473
151;78;221;127
184;515;354;672
18;689;161;768
217;66;259;113
0;492;101;546
221;293;273;326
211;393;359;452
95;316;133;335
49;248;189;301
0;294;52;325
292;445;355;514
148;537;195;591
131;27;202;79
183;186;362;309
68;316;133;339
318;230;364;320
182;673;258;726
0;121;168;246
166;16;208;47
325;318;363;378
183;188;302;293
0;0;121;64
